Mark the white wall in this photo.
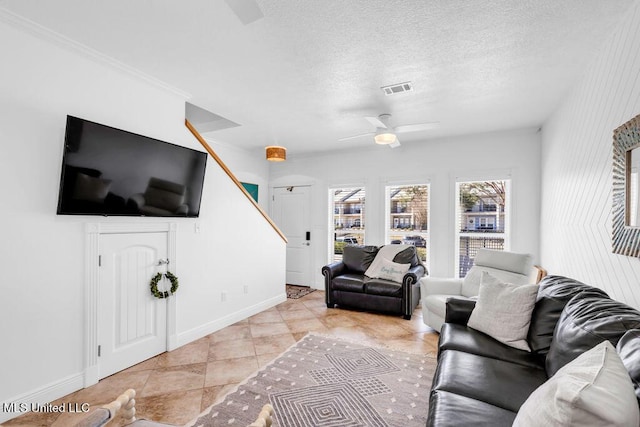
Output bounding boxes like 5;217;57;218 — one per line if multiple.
270;128;541;288
540;2;640;309
204;139;271;209
0;15;285;422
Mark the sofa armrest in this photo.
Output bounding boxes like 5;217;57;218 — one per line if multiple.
420;277;463;297
444;297;477;326
398;265;426;319
321;262;347;282
322;262;347;307
403;265;426;286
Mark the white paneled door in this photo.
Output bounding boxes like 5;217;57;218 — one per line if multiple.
272;186;312;286
98;232;168;379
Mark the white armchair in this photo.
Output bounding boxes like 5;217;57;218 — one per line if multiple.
420;249;545;332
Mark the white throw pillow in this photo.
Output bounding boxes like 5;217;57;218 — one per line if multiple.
513;340;640;427
467;272;538;351
365;257;410;283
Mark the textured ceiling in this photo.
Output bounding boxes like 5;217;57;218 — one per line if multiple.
0;0;635;157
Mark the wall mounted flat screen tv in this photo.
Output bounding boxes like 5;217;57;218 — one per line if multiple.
57;116;207;217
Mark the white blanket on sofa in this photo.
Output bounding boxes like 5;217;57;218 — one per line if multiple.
364;244;415;281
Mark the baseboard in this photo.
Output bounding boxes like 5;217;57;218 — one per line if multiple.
0;372;85;423
175;293;287;348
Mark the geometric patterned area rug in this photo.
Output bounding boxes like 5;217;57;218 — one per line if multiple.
285;284;317;299
188;333;436;426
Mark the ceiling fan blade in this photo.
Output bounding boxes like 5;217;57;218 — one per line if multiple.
338;132;375;142
394;122;440;133
224;0;264;25
364;116;388;129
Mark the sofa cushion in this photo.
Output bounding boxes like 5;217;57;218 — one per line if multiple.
428;390;517;427
439;323;545;369
616;329;640;401
546;294;640;376
391;245;420;267
467;272;539;351
342;245;378;274
460;249;533;297
527;275;609;355
474;248;533;275
461;266;533;298
364;279;402;297
432;350;548;413
331;274;365;292
514;341;639;427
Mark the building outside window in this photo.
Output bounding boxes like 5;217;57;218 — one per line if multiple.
330;187;365;261
385;184;429;265
456;180;510;277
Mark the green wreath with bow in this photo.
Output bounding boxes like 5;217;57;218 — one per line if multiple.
150;271;179;298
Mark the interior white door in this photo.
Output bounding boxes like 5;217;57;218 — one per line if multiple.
98;232;168;379
272;186;312;286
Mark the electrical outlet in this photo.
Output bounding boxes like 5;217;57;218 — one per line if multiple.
194;222;201;233
243;284;249;294
221;291;227;302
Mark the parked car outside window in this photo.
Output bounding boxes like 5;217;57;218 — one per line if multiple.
402;235;426;247
337;236;359;244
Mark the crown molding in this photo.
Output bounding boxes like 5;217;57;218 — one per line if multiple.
0;6;192;99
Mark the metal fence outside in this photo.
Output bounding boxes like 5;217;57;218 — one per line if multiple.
459;235;504;277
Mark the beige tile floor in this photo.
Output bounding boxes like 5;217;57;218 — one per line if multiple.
3;290;439;427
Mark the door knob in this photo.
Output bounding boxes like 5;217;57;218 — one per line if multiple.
157;259;170;265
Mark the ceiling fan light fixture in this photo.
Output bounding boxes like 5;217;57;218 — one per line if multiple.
374;130;397;145
266;145;286;161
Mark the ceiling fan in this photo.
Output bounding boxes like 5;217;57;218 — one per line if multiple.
338;114;440;148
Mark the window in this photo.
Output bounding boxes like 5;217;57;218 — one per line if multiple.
385;184;430;265
456;179;510;277
330;187;365;261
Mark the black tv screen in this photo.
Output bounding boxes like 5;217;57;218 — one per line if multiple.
57;116;207;217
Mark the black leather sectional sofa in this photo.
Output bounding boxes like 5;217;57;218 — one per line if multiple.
428;275;640;426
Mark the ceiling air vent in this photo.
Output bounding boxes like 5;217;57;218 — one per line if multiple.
381;81;413;96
